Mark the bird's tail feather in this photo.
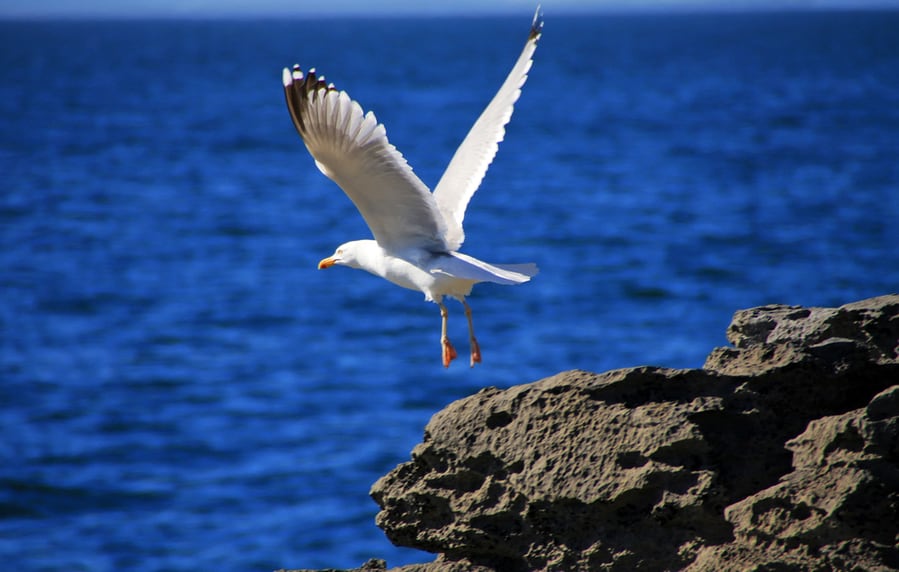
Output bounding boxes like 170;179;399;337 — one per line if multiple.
492;262;539;278
432;252;538;285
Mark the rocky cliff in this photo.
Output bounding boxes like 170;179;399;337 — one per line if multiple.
286;294;899;572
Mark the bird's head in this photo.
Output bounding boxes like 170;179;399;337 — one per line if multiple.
317;240;373;270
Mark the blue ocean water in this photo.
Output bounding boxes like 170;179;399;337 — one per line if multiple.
1;10;898;571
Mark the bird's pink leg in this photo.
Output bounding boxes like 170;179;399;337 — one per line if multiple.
462;299;481;367
439;302;457;368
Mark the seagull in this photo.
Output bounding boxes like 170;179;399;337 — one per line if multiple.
283;8;542;368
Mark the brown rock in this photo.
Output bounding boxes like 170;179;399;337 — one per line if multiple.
277;557;389;572
688;384;899;571
372;367;738;570
287;295;899;571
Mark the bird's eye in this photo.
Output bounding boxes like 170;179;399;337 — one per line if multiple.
336;249;343;256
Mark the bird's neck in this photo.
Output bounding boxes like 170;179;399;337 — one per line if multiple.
351;240;387;274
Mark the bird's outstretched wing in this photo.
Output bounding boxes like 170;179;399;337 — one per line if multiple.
283;66;448;253
432;7;543;251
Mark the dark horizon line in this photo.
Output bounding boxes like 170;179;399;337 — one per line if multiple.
2;4;899;22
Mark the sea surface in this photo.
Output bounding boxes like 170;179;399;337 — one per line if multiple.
2;10;898;571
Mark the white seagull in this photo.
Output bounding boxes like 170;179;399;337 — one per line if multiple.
283;9;542;368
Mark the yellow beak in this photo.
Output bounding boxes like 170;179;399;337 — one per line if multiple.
318;256;337;269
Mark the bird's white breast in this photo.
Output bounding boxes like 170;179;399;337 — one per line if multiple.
380;252;475;302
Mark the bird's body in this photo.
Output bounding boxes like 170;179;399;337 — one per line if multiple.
326;239;535;301
327;240;476;301
283;9;543;367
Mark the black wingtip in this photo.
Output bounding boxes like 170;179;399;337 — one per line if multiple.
283;64;340;135
529;5;544;42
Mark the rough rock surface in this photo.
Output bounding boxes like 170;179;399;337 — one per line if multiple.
291;295;899;571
